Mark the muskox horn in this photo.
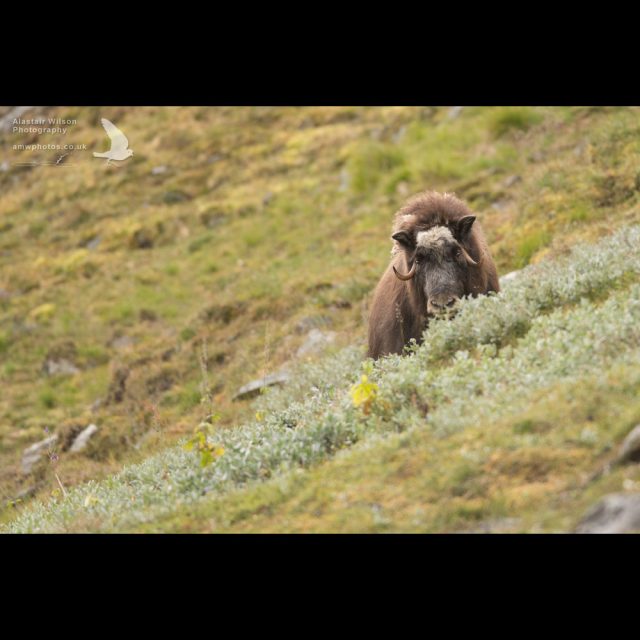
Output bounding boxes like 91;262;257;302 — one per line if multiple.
393;262;418;281
460;247;477;266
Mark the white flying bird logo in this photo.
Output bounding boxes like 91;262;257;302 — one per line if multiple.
93;118;134;164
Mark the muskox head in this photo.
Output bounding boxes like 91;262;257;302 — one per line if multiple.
391;216;477;317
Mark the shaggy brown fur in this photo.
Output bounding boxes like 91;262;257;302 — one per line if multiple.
368;191;500;359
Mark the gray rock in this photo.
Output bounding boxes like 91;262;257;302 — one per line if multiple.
85;236;101;251
294;315;332;334
339;168;350;192
500;270;521;285
0;160;9;172
296;329;337;358
447;106;464;120
21;435;58;474
109;335;136;350
573;140;588;158
392;126;407;144
576;493;640;533
69;424;98;453
616;424;640;465
151;165;168;175
232;372;290;401
42;358;80;376
469;517;522;533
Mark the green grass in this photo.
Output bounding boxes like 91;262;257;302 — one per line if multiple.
6;225;640;532
489;107;544;138
514;228;551;267
348;142;407;193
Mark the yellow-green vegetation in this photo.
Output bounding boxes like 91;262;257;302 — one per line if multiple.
6;223;640;533
3;106;640;532
139;365;640;533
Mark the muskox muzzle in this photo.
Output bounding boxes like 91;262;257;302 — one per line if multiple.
427;293;460;316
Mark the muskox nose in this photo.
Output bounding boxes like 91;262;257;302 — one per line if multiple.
428;296;459;315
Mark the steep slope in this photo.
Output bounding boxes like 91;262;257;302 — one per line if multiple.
2;106;640;529
6;225;640;532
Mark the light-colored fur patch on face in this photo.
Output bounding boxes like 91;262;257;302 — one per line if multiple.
416;226;454;254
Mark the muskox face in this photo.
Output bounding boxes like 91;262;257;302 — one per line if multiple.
392;216;477;317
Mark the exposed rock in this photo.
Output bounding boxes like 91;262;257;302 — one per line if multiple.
109;335;136;350
339;168;350;192
294;314;332;335
392;126;407;144
21;435;58;474
42;358;80;376
0;160;9;172
469;518;522;533
576;493;640;533
615;424;640;465
232;372;290;401
296;329;337;358
447;106;464;120
500;270;521;285
491;200;509;211
85;235;101;251
151;165;168;175
69;424;98;453
573;140;589;158
42;341;79;377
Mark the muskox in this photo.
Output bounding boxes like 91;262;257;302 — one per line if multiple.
367;191;500;359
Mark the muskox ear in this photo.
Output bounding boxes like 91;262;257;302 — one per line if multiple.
455;215;476;241
392;230;415;249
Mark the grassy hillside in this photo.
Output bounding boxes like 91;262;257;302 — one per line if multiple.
2;106;640;532
6;224;640;532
